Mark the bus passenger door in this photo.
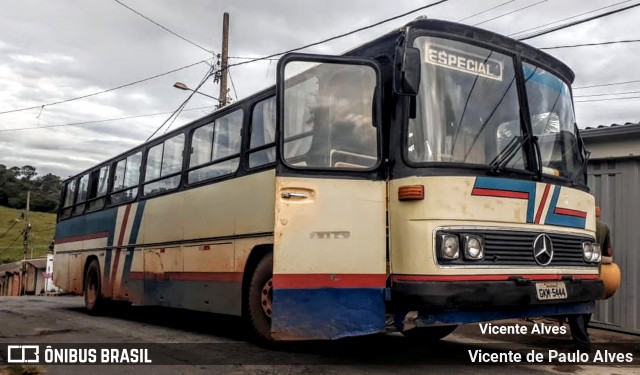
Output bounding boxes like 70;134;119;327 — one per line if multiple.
272;53;387;340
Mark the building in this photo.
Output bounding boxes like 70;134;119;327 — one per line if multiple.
581;122;640;335
0;257;48;296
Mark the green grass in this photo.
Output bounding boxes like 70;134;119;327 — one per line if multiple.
0;205;56;263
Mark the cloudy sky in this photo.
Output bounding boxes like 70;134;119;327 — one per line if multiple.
1;0;638;178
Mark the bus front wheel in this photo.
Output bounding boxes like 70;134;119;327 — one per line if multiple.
401;325;458;341
84;259;104;315
247;253;274;344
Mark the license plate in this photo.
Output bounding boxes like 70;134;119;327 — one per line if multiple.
535;282;568;300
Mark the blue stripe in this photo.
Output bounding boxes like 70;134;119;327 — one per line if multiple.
122;201;146;283
544;186;586;229
474;177;537;223
272;288;386;340
54;207;118;241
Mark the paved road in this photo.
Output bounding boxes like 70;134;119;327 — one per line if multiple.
0;296;638;374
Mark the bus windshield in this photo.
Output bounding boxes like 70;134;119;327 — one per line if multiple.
407;36;584;180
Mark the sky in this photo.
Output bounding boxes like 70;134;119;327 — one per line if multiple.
1;0;639;178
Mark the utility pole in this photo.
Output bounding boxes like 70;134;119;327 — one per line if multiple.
218;12;230;108
21;191;31;296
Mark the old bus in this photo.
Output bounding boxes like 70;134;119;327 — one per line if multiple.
53;18;604;343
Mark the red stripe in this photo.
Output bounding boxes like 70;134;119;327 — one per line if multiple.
110;204;132;292
128;271;242;282
554;207;588;218
273;274;386;289
472;188;529;200
55;231;109;244
391;274;599;282
535;184;552;224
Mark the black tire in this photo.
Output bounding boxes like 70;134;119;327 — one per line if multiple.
401;325;458;341
84;259;104;315
247;253;274;344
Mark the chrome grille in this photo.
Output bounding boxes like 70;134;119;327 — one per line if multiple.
436;229;596;267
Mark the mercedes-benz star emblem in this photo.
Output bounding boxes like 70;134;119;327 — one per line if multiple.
533;233;554;266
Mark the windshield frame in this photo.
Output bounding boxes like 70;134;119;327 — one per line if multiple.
400;27;586;189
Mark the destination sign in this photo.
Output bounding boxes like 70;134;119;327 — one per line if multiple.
424;43;503;81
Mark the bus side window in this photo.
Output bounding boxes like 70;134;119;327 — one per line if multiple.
248;97;276;168
73;174;89;216
282;62;378;169
86;165;110;212
110;151;141;205
143;133;185;196
188;109;243;183
60;179;77;219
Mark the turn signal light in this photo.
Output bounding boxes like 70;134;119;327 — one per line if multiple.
398;185;424;201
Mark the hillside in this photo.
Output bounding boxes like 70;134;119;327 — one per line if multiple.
0;205;56;264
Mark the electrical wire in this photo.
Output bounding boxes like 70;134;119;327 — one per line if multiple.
540;38;640;50
113;0;213;54
574;79;640;90
224;0;450;69
574;89;640;98
228;68;239;101
0;222;18;241
0;233;23;258
574;95;640;103
473;0;548;27
457;0;515;22
509;0;632;37
518;2;640;41
148;65;216;140
0;59;211;116
0;106;213;133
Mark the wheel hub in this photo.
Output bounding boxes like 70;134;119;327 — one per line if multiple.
260;278;273;318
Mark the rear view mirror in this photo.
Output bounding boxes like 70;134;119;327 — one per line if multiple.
394;46;421;96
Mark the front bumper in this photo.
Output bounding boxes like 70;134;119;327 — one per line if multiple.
389;277;605;311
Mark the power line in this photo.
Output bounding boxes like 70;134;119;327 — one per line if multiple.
0;221;18;241
228;68;239;101
457;0;515;22
0;233;22;258
540;38;640;50
575;95;640;103
225;0;450;69
574;89;640;98
509;0;632;37
0;106;213;133
113;0;213;54
0;59;211;116
518;2;640;41
229;56;279;62
473;0;548;27
574;79;640;90
147;65;216;140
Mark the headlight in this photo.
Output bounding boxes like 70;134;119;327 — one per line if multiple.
441;235;459;259
583;242;594;262
591;243;602;263
464;235;484;260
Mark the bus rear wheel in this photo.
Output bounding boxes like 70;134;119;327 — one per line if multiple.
401;325;458;341
247;253;274;344
84;259;104;315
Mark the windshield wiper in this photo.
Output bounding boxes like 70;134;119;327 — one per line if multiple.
488;134;530;174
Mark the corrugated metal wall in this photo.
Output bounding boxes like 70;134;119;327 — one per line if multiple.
588;157;640;334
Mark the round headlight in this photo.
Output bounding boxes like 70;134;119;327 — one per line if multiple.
592;243;602;263
583;243;594;262
465;236;484;260
442;235;459;259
